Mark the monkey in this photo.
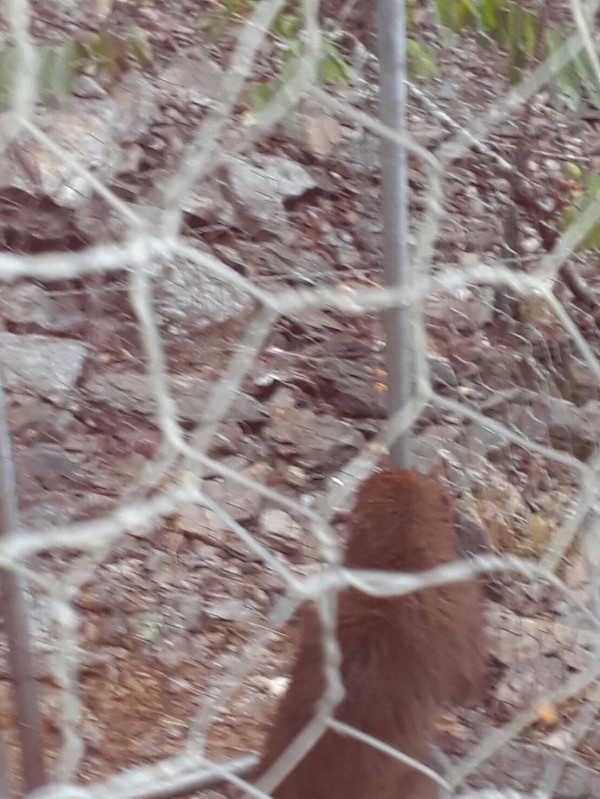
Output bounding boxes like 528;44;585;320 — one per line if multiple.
253;469;486;799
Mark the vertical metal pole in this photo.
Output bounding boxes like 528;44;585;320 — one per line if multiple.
0;369;46;791
377;0;413;469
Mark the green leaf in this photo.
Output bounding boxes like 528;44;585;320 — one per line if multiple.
273;13;299;40
434;0;459;32
570;50;600;109
280;48;301;85
197;0;254;40
318;51;348;83
489;1;514;50
563;162;583;181
574;222;600;252
318;39;351;84
583;173;600;196
544;24;565;52
562;172;600;251
457;0;479;28
544;25;582;109
85;31;122;78
407;38;439;79
224;0;253;19
38;41;82;104
554;64;582;110
125;24;152;67
478;0;497;30
247;81;274;112
519;7;538;56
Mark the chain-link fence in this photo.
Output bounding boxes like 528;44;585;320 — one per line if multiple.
1;0;600;797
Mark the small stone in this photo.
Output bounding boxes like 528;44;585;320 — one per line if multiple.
204;477;263;524
165;677;192;695
205;598;248;622
179;595;205;632
72;74;107;99
23;443;75;491
154;647;185;670
255;675;289;697
284;464;308;488
176;504;225;538
260;508;305;554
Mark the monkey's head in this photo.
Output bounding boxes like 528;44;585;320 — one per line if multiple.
344;469;457;572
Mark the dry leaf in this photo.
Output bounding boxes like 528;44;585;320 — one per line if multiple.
536;701;559;726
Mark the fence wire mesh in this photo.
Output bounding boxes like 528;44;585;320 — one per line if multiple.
1;0;600;798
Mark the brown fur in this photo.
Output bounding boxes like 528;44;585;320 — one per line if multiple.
254;469;485;799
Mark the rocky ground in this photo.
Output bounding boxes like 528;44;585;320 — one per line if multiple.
1;0;600;796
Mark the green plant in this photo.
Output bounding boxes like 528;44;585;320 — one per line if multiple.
200;0;599;113
431;0;600;109
0;26;151;110
201;1;442;112
562;170;600;253
201;3;353;112
199;0;255;41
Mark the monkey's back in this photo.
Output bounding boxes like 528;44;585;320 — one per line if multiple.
256;470;485;799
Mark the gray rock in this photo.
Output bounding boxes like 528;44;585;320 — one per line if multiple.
221;154;316;234
426;284;495;334
181;179;237;227
469;729;600;799
205;598;248;622
315;357;386;418
473;737;600;798
84;371;211;428
0;332;87;396
0;73;158;247
176;504;225;539
259;508;306;554
29;88;150;205
72;74;107;99
413;429;530;553
253;154;317;200
488;390;600;461
283;464;309;488
222;157;286;233
9;395;79;444
178;595;205;633
154;251;253;336
267;408;365;473
203;476;263;524
158;52;224;108
0;282;85;336
428;354;458;391
22;443;75;491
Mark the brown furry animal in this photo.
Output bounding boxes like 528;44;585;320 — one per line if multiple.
254;469;485;799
